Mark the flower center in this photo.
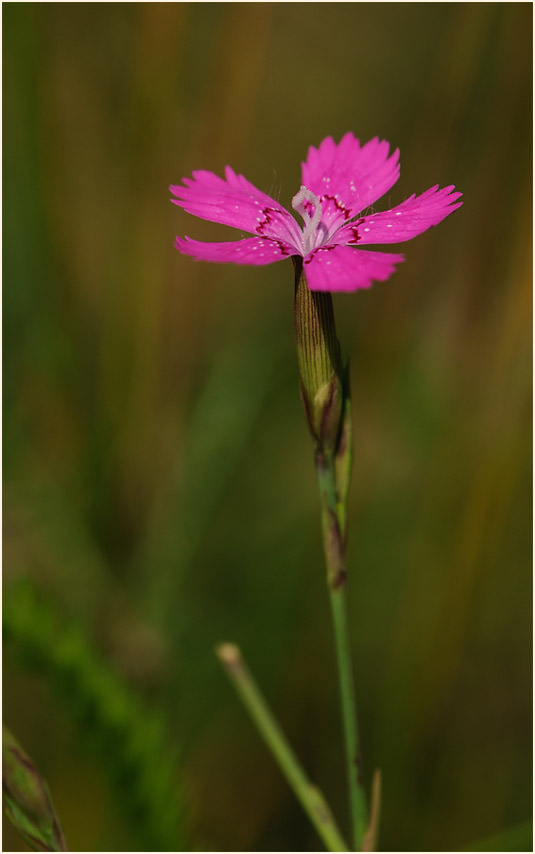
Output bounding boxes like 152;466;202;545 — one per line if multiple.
292;186;322;254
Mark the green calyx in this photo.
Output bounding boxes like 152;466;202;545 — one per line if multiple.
293;259;344;455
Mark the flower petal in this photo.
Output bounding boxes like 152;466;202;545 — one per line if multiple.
304;245;404;292
170;167;302;249
334;185;463;246
301;133;400;235
175;234;296;265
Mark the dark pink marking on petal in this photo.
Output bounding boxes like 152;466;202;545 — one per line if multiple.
320;194;352;221
303;244;337;265
343;218;365;244
256;207;285;236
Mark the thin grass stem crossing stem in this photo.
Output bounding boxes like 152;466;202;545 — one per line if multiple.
217;643;350;853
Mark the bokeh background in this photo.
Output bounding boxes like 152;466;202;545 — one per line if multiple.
3;3;532;852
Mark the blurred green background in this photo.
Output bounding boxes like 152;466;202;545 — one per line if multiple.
3;3;532;852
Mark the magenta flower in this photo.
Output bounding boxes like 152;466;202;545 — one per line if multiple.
171;133;462;292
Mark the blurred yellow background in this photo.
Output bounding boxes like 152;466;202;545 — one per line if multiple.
3;3;532;852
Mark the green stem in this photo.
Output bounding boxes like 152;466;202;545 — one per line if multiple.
316;457;368;850
217;643;349;853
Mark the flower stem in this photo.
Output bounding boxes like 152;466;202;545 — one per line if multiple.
316;454;368;852
216;643;349;853
293;260;370;849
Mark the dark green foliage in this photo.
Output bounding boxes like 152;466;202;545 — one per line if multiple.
3;584;185;852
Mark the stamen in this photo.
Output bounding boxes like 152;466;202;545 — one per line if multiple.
292;185;322;253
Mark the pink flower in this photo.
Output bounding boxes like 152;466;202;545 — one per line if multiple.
170;133;462;292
